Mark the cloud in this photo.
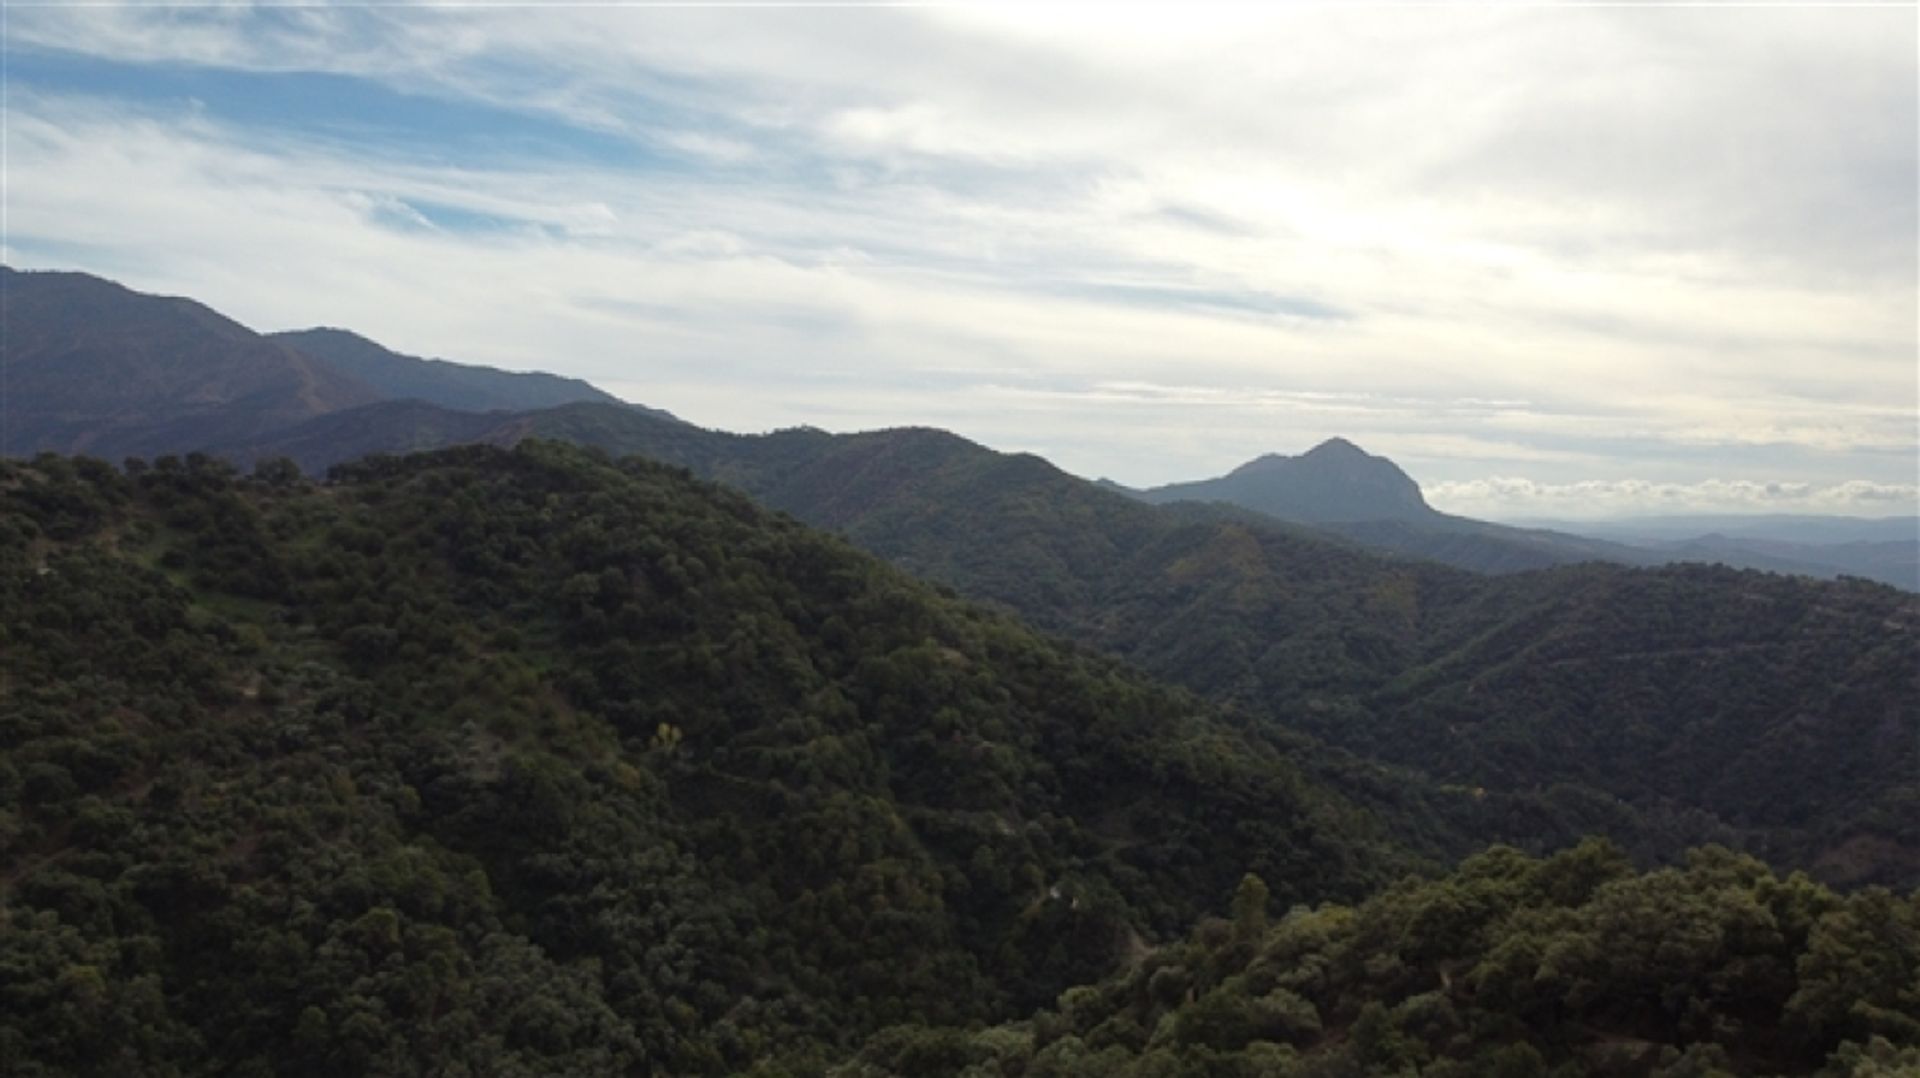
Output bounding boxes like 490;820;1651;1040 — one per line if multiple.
655;131;758;165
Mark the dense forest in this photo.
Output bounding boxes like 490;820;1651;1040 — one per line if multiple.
0;443;1460;1074
4;444;1917;1075
412;411;1919;887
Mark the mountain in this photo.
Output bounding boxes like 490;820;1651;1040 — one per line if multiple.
208;398;703;477
1132;437;1434;524
1115;440;1669;574
637;431;1920;886
0;267;381;458
13;268;1902;590
2;442;1435;1074
270;326;644;415
0;268;668;467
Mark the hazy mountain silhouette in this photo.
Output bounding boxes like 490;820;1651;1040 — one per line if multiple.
0;268;670;463
1523;515;1920;591
1110;441;1668;574
12;267;1909;593
1133;437;1434;523
0;266;380;458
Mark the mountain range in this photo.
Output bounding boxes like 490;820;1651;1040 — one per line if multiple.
0;267;673;463
4;265;1909;589
0;268;379;459
5;266;1919;1073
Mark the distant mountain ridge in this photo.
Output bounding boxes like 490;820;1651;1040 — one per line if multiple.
1522;514;1920;590
0;267;382;458
0;266;668;462
11;265;1901;588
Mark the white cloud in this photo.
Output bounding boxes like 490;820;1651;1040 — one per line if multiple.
655;131;758;165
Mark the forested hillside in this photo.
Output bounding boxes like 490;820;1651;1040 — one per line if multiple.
1334;564;1920;886
343;411;1919;887
5;445;1916;1074
3;443;1449;1074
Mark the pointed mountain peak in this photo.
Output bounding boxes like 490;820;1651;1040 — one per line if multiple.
1303;436;1368;459
287;325;378;346
1233;437;1374;476
1143;437;1432;524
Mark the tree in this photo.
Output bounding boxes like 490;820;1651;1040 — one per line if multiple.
1232;873;1270;942
252;456;303;487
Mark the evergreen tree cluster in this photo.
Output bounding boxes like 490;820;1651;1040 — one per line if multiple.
840;842;1920;1078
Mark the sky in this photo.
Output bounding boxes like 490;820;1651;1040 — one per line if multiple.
3;3;1916;519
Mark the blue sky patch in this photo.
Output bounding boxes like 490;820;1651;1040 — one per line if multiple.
5;44;677;173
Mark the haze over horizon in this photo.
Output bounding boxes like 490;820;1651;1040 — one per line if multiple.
4;4;1915;518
